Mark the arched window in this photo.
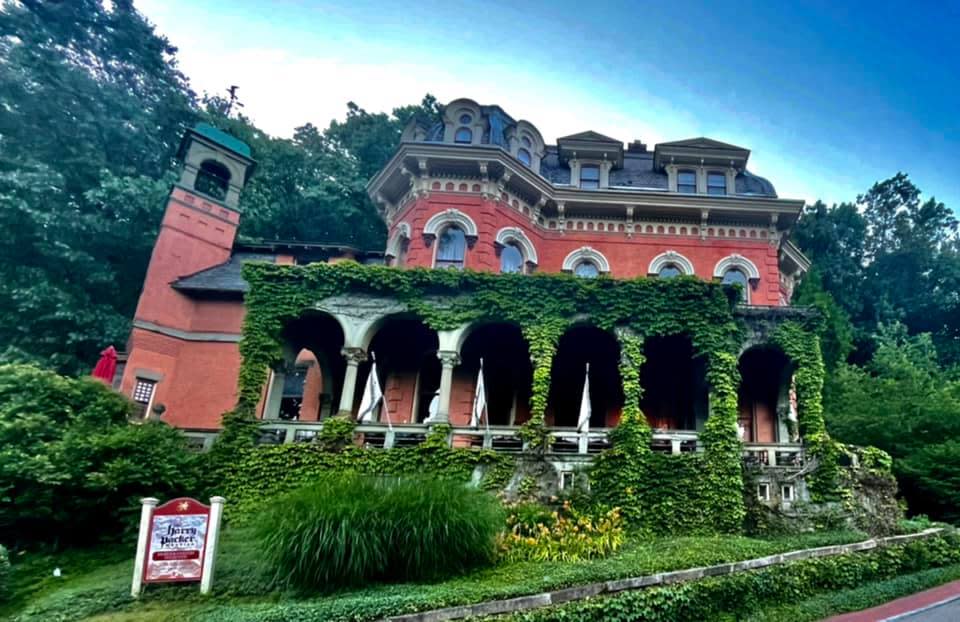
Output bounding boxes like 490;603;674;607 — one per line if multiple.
455;127;473;144
500;243;524;274
722;268;749;302
194;160;230;200
574;261;600;278
658;264;682;278
517;148;532;166
435;226;467;269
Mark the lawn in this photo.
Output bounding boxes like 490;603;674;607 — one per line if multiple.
5;528;869;622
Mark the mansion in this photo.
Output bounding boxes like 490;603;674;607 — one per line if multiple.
119;98;813;497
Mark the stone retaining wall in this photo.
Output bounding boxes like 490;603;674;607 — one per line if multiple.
384;528;944;622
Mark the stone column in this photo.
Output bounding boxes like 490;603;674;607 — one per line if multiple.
435;351;461;423
337;347;367;418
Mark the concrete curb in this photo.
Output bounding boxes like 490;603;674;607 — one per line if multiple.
383;528;944;622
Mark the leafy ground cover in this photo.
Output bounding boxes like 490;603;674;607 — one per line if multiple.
6;529;866;621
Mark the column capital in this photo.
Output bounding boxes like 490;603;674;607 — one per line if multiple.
341;347;367;365
437;350;461;368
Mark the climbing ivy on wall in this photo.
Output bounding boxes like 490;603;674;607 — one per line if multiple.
771;319;842;501
225;261;833;533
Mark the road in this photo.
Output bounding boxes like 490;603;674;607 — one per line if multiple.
825;580;960;622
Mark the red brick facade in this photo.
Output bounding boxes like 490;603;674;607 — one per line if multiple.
120;107;807;436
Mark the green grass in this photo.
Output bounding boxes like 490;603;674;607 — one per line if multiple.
744;563;960;622
5;528;868;621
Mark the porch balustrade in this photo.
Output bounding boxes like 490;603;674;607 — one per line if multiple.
227;420;804;465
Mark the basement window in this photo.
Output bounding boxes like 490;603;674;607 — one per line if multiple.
781;484;795;502
757;483;770;501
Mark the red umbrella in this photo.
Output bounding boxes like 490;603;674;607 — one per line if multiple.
91;346;118;384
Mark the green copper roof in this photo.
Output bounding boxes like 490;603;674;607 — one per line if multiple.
192;122;252;158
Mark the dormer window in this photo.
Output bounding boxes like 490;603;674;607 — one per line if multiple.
521;136;532;148
678;170;696;193
459;113;473;125
580;164;600;189
454;127;473;144
517;148;532;166
707;172;727;195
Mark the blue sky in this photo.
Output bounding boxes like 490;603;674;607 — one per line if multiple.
139;0;959;209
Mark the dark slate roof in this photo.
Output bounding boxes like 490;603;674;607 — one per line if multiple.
172;252;275;294
538;146;776;195
736;170;778;197
609;152;669;189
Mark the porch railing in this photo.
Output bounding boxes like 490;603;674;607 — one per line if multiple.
242;420;803;464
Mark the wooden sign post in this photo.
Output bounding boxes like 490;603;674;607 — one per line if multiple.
131;496;225;597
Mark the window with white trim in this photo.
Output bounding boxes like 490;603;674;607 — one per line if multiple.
707;172;727;195
658;263;683;278
435;225;467;270
454;127;473;144
132;378;156;419
677;170;697;193
580;164;600;189
781;484;795;502
722;268;750;302
500;243;524;274
574;261;600;278
757;483;770;501
517;148;532;166
560;471;574;491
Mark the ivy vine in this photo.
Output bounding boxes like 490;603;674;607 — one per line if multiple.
220;261;840;533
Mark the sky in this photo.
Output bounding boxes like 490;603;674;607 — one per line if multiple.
137;0;959;209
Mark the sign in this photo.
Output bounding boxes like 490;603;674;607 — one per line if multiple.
143;497;210;583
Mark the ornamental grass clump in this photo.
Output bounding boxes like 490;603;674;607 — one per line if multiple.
255;474;504;590
499;501;625;562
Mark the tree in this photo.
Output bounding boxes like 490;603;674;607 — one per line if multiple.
0;364;201;546
0;0;198;374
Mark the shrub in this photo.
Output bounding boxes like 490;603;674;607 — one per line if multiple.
499;501;625;563
255;474;504;590
0;364;202;546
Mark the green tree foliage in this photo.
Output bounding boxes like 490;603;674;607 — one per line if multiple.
794;174;958;366
823;325;960;519
0;0;198;373
0;0;440;373
0;364;201;546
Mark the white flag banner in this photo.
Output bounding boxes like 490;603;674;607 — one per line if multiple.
577;363;591;434
358;354;388;427
471;358;487;429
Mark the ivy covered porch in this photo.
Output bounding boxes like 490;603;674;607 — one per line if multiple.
239;263;810;470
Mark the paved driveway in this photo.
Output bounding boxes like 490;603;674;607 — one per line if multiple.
825;580;960;622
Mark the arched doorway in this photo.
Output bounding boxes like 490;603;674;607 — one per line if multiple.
640;335;707;431
364;315;439;424
738;346;792;443
459;323;533;426
547;325;622;429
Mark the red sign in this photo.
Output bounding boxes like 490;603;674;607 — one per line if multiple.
143;497;210;583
